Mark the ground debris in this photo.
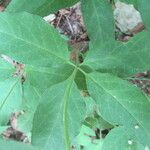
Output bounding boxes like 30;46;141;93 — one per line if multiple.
129;71;150;95
50;3;88;43
2;112;29;143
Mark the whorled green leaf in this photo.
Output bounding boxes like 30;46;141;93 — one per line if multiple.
6;0;79;17
82;31;150;77
137;0;150;29
81;0;115;48
86;72;150;146
102;127;145;150
31;69;85;150
0;139;41;150
0;12;75;92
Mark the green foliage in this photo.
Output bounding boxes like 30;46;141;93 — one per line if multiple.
6;0;80;16
0;0;149;150
119;0;138;8
81;0;150;77
137;0;150;29
0;139;41;150
77;125;104;150
102;127;145;150
32;71;85;150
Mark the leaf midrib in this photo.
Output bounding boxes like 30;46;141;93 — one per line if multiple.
89;74;148;132
78;67;148;133
0;30;69;64
62;67;77;150
0;77;20;111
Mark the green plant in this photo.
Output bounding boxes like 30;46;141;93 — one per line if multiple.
0;0;149;150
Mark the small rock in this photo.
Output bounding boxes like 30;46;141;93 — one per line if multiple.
114;2;142;33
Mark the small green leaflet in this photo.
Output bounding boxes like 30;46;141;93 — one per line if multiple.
6;0;79;17
86;72;150;146
32;69;85;150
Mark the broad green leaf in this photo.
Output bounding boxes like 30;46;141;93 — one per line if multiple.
26;64;74;93
86;72;150;146
0;12;75;92
6;0;79;17
81;0;150;77
32;69;85;150
137;0;150;29
81;0;115;48
0;77;22;125
82;31;150;77
0;139;41;150
102;127;145;150
0;12;69;67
